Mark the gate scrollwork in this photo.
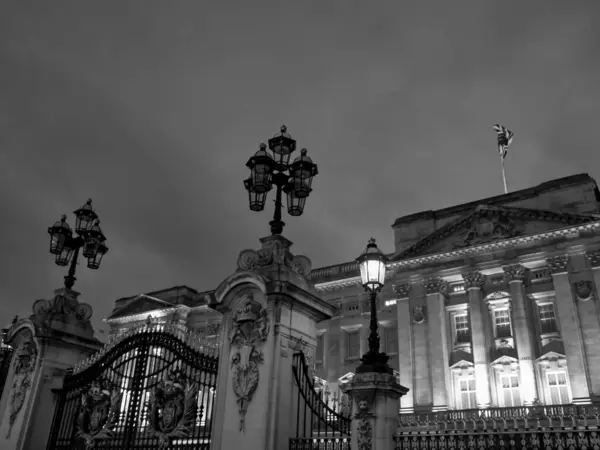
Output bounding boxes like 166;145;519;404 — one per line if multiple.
76;380;123;448
148;368;199;448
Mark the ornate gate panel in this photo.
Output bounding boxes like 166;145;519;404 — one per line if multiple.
47;324;219;450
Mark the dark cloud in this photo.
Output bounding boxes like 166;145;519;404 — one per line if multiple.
1;0;599;334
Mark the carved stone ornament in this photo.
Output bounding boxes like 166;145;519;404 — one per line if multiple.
236;238;312;278
573;280;595;302
354;392;374;419
6;330;38;438
586;250;600;268
503;264;527;282
392;283;411;299
413;306;426;324
462;271;485;290
452;213;522;250
147;369;199;448
76;380;123;449
423;277;449;296
546;255;570;275
229;291;270;432
356;418;373;450
32;289;93;329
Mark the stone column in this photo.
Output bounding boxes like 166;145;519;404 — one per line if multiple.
503;264;538;405
393;283;413;413
462;271;492;408
0;288;103;450
546;255;592;404
344;371;408;450
423;277;450;411
209;235;336;450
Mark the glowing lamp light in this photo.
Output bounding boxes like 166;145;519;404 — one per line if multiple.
356;238;387;293
246;143;276;194
244;177;268;211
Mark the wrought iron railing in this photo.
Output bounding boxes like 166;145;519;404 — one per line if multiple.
290;352;351;449
0;346;13;400
398;404;600;431
395;427;600;449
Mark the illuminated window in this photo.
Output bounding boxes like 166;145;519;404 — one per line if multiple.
494;309;512;338
316;334;324;363
454;313;471;344
385;299;397;307
539;303;558;334
500;374;521;407
459;377;477;409
547;371;570;405
347;331;360;359
347;304;360;313
384;328;398;354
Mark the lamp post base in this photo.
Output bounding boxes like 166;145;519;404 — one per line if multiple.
356;351;393;374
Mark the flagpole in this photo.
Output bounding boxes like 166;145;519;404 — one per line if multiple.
500;153;508;194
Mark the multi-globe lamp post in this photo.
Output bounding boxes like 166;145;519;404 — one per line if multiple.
244;125;319;235
47;199;109;289
355;238;393;374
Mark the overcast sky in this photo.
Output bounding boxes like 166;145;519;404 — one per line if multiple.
1;1;599;335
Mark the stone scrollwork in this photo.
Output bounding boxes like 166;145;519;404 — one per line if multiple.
393;283;411;299
76;380;123;448
573;280;595;302
6;330;38;438
423;277;449;296
237;249;261;270
291;255;312;277
462;271;485;290
546;255;570;275
586;250;600;268
229;291;270;432
148;369;199;448
503;264;527;282
357;418;373;450
236;238;312;278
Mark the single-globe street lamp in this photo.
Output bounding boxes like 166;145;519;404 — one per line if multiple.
355;238;392;374
47;199;109;289
244;125;319;235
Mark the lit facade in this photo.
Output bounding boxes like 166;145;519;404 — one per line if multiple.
106;173;600;423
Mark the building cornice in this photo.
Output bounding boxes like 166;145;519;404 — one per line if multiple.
314;221;600;292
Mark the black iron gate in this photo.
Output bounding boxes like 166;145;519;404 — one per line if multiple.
47;326;219;450
289;352;351;450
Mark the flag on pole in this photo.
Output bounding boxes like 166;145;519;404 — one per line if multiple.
492;124;514;159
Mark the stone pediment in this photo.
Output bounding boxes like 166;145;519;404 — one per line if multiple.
490;353;518;365
106;294;174;320
538;344;566;361
449;349;474;368
393;205;599;259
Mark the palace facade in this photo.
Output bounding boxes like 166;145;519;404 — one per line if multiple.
105;173;600;422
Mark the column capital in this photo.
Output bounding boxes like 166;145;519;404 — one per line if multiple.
503;264;527;283
393;283;411;299
546;255;570;274
586;250;600;268
422;277;449;296
462;271;485;290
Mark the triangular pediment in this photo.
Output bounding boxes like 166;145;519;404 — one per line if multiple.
538;345;566;361
107;294;174;320
392;205;599;259
449;349;474;368
491;353;519;365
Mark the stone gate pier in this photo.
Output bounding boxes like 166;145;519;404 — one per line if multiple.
0;288;102;450
208;234;336;450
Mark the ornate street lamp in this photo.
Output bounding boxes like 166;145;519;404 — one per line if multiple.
355;238;392;374
244;126;318;235
47;199;109;289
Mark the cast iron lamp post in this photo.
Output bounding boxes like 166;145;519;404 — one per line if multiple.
355;238;393;374
243;125;319;235
47;199;109;289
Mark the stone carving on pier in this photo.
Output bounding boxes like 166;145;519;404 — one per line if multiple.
392;283;411;299
462;271;485;290
546;255;570;274
236;239;312;277
423;277;449;296
229;291;270;432
6;330;38;438
503;264;527;282
412;306;426;324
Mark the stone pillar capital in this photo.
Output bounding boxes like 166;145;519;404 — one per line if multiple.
393;283;411;299
422;277;449;296
586;250;600;268
546;255;570;274
462;271;485;290
503;264;527;283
